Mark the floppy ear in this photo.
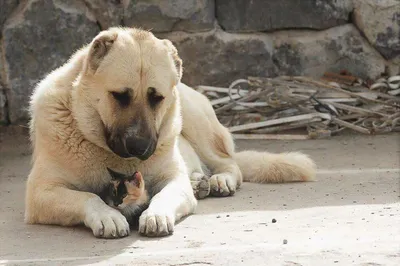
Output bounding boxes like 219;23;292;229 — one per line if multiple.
86;31;118;73
163;39;183;83
106;167;129;180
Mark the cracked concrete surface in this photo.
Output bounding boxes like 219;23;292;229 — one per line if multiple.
0;131;399;266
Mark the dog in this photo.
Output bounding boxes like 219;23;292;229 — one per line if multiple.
25;27;316;238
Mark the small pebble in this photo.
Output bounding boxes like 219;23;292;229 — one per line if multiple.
283;239;288;244
226;214;230;217
216;215;221;218
272;218;277;223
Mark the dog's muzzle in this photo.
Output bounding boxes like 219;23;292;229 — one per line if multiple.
107;124;157;161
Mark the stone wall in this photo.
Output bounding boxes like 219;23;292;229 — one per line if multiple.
0;0;399;125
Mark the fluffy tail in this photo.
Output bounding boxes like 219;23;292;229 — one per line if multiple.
233;150;316;183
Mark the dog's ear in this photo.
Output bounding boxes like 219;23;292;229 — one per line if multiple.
163;39;182;83
87;31;118;72
106;167;128;180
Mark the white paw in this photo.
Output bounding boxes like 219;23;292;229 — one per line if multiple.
138;209;175;237
191;175;211;199
210;173;237;197
84;198;130;238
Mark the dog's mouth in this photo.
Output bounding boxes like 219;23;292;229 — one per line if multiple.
106;129;157;161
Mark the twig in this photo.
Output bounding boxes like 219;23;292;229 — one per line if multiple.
229;113;331;133
233;134;310;140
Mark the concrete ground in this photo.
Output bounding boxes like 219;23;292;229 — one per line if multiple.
0;129;399;266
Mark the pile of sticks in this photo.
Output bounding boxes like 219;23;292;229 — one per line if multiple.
197;73;400;139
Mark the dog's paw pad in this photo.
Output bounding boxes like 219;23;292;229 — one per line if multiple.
84;199;130;239
209;173;236;197
139;209;174;237
191;176;210;199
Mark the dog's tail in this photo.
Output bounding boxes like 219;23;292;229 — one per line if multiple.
233;150;316;183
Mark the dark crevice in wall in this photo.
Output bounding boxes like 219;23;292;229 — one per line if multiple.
2;90;11;126
213;0;225;31
348;9;354;24
95;20;102;31
0;40;10;125
81;0;103;31
350;13;388;62
348;7;389;62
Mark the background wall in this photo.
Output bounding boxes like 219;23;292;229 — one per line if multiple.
0;0;399;125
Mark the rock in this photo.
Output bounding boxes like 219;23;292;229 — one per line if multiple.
124;0;214;33
0;0;19;30
160;29;275;86
216;0;353;32
388;60;400;76
353;0;400;61
2;0;100;123
271;24;387;80
83;0;124;29
162;24;386;87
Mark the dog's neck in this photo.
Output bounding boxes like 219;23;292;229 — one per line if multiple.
70;84;110;151
159;87;182;142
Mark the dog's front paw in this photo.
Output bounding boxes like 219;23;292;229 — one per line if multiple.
191;175;211;200
138;209;175;237
210;173;237;197
84;198;130;238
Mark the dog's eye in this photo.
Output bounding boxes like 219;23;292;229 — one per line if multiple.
110;89;130;107
148;87;164;108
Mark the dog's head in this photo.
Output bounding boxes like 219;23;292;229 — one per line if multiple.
73;28;182;160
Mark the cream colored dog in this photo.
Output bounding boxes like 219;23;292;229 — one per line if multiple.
25;27;316;238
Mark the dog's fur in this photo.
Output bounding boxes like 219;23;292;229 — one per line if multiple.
25;27;316;238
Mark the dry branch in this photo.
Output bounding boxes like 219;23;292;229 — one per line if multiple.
197;73;400;138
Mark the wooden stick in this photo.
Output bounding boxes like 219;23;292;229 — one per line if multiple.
233;134;310;140
197;85;249;95
286;76;397;107
250;118;322;133
388;89;400;96
215;89;273;114
331;117;371;134
228;113;331;133
211;94;242;106
317;98;358;103
319;100;388;117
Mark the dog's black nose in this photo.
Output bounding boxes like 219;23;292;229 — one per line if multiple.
125;136;156;160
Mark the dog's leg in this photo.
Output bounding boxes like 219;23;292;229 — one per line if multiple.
179;83;242;197
138;148;197;237
25;173;130;238
179;135;210;199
